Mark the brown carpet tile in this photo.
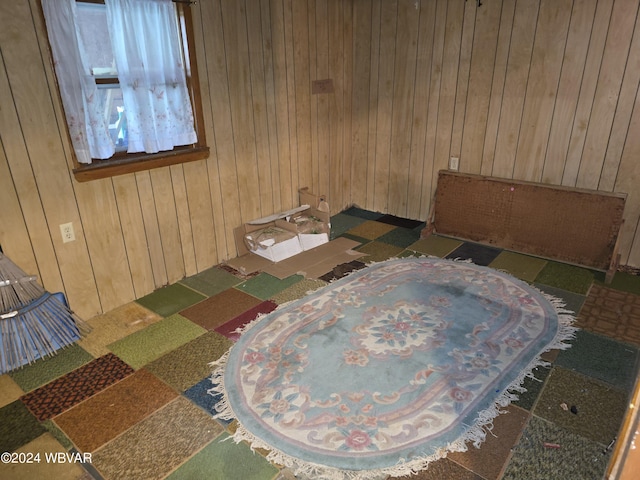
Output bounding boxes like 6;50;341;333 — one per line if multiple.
54;369;177;452
20;353;134;421
389;457;484;480
577;284;640;346
446;405;530;480
145;331;233;392
180;288;263;331
214;300;278;341
92;396;223;480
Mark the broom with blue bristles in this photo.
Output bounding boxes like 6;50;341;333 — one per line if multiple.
0;252;90;374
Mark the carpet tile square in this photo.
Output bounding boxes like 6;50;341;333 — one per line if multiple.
488;251;548;282
236;273;304;300
54;369;178;452
78;301;162;357
533;367;628;445
107;314;205;369
8;344;94;393
346;220;397;240
356;241;405;263
135;282;206;317
0;400;46;453
165;431;279;480
179;265;242;296
184;379;232;425
215;300;278;341
0;374;24;408
180;288;263;331
512;365;552;411
532;284;586;318
340;207;384;220
376;226;421;248
0;433;89;480
269;279;328;305
554;329;639;392
389;457;484;480
595;270;640;294
318;260;367;283
446;242;502;266
576;284;640;347
534;261;595;295
447;405;529;480
376;214;424;229
92;396;223;480
20;353;134;421
502;415;611;480
328;213;368;239
145;331;233;392
407;235;463;258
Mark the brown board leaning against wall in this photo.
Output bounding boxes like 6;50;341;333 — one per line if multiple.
426;171;626;281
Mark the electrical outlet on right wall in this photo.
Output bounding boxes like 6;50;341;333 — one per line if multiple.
449;156;459;171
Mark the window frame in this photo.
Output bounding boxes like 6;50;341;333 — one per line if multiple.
43;0;209;182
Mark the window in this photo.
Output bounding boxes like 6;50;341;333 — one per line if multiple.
41;0;208;182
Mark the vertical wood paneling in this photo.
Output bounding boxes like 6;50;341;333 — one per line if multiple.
2;0;640;322
513;0;572;182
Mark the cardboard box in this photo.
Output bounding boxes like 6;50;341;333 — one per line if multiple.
291;188;331;250
237;219;303;263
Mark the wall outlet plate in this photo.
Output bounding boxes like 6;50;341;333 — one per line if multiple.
449;156;459;171
60;222;75;243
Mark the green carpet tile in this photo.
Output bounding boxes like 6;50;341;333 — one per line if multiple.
346;220;397;240
376;226;421;248
135;282;206;317
93;396;223;480
54;369;178;453
145;331;233;392
533;367;628;445
502;415;612;480
236;273;304;300
389;457;484;480
179;265;242;297
595;270;640;294
340;207;384;221
408;235;463;258
488;251;548;282
166;431;279;480
533;283;586;318
534;261;595;294
554;329;639;392
327;212;368;238
269;278;328;305
0;400;46;453
356;241;405;263
512;365;552;411
8;344;94;392
107;314;206;369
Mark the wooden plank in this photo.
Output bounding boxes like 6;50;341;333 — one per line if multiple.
542;0;597;185
433;0;465;188
365;0;382;211
492;0;539;179
315;0;331;204
562;0;614;186
199;0;242;259
600;10;640;192
372;0;397;214
74;179;136;312
170;165;198;277
341;0;353;212
328;0;346;211
3;0;99;318
420;0;447;218
387;0;419;218
190;1;229;263
308;0;319;192
112;174;155;298
247;1;275;216
577;0;639;190
283;0;299;208
406;0;436;220
481;0;516;176
460;0;502;175
513;0;572;182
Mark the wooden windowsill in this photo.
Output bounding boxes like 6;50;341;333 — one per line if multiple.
72;145;210;182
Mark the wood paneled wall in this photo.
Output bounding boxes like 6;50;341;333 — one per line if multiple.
0;0;639;320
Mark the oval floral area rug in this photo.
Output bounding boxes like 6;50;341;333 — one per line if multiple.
210;257;576;479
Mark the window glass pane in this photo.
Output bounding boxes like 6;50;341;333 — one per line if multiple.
96;86;128;151
76;3;117;76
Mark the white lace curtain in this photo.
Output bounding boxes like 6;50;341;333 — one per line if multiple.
42;0;197;163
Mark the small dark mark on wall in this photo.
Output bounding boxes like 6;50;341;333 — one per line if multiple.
312;79;334;95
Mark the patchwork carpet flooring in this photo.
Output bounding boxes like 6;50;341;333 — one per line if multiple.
0;206;638;480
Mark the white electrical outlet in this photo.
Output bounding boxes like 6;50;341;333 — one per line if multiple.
60;222;75;243
449;156;460;171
